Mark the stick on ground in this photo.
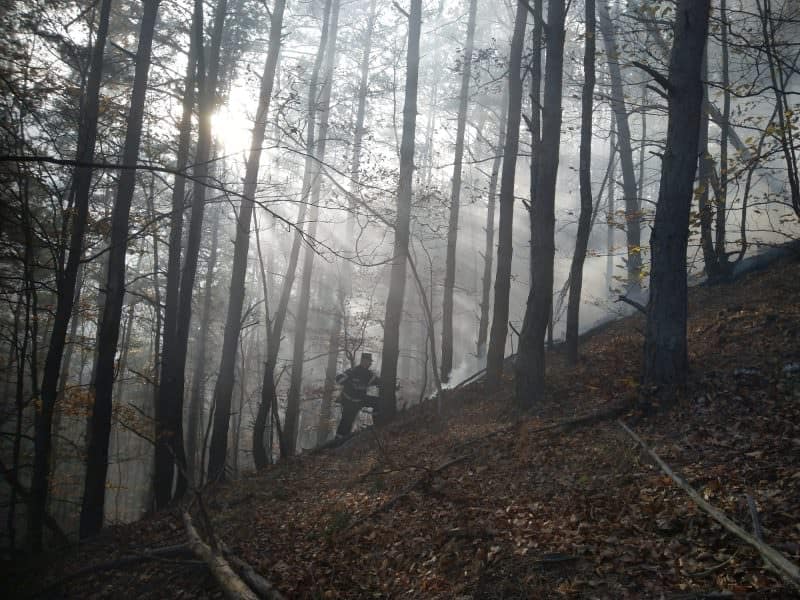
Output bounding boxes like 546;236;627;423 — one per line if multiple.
619;420;800;589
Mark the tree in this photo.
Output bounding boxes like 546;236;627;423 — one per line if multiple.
80;0;161;539
642;0;710;394
514;0;566;409
284;0;342;455
565;0;596;365
155;0;229;506
206;0;287;480
29;0;112;552
598;0;642;296
441;0;478;383
317;0;378;447
485;0;527;389
378;0;422;421
476;96;507;359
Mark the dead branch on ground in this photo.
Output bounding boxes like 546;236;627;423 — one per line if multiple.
619;420;800;590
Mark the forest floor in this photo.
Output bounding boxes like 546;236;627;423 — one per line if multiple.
9;256;800;599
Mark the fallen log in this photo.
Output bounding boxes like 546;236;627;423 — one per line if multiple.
618;420;800;589
217;541;287;600
183;512;259;600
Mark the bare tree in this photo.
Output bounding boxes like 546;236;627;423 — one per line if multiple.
565;0;596;365
30;0;112;551
514;0;566;409
284;0;342;455
378;0;422;421
206;0;287;480
441;0;478;383
80;0;161;539
643;0;710;394
485;0;527;389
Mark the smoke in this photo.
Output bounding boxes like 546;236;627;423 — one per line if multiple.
443;352;487;389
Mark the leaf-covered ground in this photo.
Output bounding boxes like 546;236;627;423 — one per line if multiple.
10;257;800;598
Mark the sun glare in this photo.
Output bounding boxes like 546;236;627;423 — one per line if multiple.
211;103;252;157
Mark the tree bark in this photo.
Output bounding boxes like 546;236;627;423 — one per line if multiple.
514;0;566;409
207;0;287;480
30;0;112;552
598;1;642;297
565;0;596;365
378;0;422;421
642;0;710;393
440;0;477;383
485;0;527;389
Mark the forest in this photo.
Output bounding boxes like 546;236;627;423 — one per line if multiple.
2;0;800;596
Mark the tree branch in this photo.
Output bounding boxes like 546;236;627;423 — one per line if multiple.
631;60;671;93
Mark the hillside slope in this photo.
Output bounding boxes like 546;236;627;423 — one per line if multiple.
11;256;800;599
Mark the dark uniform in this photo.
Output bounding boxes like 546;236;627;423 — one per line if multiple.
335;355;381;437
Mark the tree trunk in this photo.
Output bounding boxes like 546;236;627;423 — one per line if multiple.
528;0;542;284
605;117;617;293
30;0;112;552
514;0;566;409
565;0;596;365
378;0;422;422
284;0;341;456
316;0;377;445
759;0;800;218
156;0;228;507
206;0;286;480
476;97;507;359
440;0;477;383
642;0;710;394
598;1;642;297
152;0;202;507
185;206;221;482
485;0;527;389
80;0;160;539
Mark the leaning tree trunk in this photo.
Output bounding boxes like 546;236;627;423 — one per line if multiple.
284;0;341;456
80;0;160;539
476;96;507;359
206;0;286;480
643;0;710;394
440;0;477;383
156;0;228;507
485;0;527;389
514;0;566;409
565;0;596;365
378;0;422;422
30;0;112;552
598;1;642;297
